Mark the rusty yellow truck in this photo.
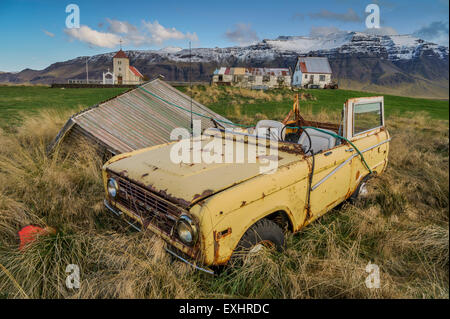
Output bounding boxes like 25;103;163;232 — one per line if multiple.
102;96;390;273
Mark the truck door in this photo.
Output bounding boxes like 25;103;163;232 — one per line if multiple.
307;96;386;220
344;96;387;193
307;140;352;219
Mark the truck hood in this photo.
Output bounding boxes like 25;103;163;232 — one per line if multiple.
105;137;302;208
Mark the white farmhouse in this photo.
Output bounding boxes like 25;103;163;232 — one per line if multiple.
292;57;332;89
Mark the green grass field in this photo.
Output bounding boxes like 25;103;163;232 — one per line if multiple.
0;86;129;129
179;86;449;123
0;85;448;130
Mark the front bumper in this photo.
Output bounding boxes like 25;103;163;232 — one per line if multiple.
103;199;214;275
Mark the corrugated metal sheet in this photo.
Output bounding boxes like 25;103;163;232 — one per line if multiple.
298;57;332;74
50;79;233;156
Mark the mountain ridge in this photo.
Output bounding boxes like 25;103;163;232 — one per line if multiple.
1;31;448;99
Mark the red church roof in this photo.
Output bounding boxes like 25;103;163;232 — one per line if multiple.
129;66;144;78
113;49;128;59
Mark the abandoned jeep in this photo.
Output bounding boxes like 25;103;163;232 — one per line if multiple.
102;96;390;273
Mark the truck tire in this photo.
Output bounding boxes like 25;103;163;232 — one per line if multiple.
231;219;284;262
350;175;371;202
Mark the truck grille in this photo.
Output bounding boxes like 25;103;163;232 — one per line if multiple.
111;174;183;236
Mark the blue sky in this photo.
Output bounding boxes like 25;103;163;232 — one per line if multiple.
0;0;448;71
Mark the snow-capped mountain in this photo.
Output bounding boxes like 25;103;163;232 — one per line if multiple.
114;31;448;63
1;31;448;98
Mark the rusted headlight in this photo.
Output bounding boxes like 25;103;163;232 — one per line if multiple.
176;215;198;246
107;178;119;198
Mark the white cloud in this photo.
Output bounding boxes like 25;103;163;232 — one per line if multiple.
363;26;398;35
414;21;449;46
64;25;121;48
309;26;347;37
142;20;198;44
225;23;259;46
43;30;55;37
65;19;198;48
106;19;138;34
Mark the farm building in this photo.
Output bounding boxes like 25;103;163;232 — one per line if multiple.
49;78;232;158
292;57;333;89
212;67;292;89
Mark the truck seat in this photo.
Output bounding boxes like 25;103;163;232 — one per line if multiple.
255;120;285;141
298;128;337;154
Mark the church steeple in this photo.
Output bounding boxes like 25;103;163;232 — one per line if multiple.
113;49;128;59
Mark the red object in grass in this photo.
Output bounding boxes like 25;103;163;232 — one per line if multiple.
18;225;46;250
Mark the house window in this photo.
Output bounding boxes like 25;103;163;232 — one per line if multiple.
319;75;326;81
218;75;223;81
310;75;314;81
263;75;270;82
304;74;308;79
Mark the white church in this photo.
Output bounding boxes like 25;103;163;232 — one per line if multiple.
103;49;145;85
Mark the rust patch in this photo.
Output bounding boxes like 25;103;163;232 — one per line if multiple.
197;200;206;207
192;189;214;202
213;231;219;262
240;201;247;207
256;155;283;162
118;170;128;176
141;182;191;208
141;173;149;178
356;170;360;181
215;228;232;240
345;186;354;199
326;199;339;209
278;143;305;155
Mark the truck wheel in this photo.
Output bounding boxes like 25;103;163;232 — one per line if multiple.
350;175;371;202
231;219;284;262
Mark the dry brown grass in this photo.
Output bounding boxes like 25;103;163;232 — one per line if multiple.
186;85;305;106
0;107;448;299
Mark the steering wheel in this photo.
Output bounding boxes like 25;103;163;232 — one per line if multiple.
281;124;313;154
